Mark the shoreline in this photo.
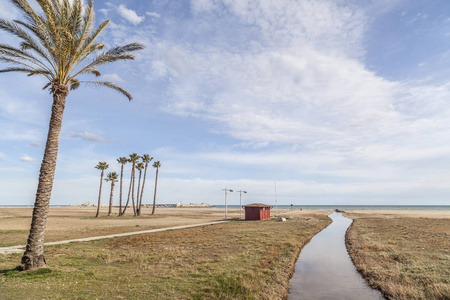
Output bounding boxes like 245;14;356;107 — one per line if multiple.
1;204;449;210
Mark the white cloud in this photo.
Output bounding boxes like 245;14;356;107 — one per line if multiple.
116;4;145;25
146;12;160;19
19;155;37;162
28;142;43;148
67;131;108;143
102;73;124;83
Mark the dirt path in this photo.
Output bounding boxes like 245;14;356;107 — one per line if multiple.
0;220;227;254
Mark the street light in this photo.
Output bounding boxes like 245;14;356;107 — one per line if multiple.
222;188;233;220
236;190;247;219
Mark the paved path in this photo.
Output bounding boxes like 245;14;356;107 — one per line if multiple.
0;221;228;255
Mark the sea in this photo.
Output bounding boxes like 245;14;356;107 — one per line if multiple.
1;205;449;210
214;205;450;210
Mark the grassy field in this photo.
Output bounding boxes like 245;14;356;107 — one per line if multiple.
346;213;450;299
0;212;330;299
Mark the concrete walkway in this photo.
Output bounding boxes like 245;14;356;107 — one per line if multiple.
0;220;227;255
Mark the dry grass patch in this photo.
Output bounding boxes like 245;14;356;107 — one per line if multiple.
0;207;228;247
0;213;330;299
346;215;449;300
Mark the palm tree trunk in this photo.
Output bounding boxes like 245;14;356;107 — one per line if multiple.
121;170;133;216
21;85;68;271
108;181;115;216
151;167;159;215
95;170;104;218
131;164;136;216
139;163;148;215
136;170;142;216
118;164;124;215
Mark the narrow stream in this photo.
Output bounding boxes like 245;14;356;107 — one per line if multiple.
288;212;384;300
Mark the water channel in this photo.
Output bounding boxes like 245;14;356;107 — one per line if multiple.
288;212;384;300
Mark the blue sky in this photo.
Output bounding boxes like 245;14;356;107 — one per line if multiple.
1;0;450;206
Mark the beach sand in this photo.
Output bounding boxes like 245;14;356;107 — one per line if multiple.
1;206;447;247
0;206;315;246
344;209;450;219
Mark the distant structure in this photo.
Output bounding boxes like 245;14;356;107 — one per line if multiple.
243;203;272;220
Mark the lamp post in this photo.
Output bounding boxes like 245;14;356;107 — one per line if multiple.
222;188;233;220
275;181;277;218
236;190;247;219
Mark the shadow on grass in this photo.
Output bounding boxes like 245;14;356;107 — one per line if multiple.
0;266;22;277
0;266;57;279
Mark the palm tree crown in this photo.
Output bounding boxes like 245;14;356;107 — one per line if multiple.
105;172;119;182
95;161;109;171
142;154;153;164
0;0;144;99
128;153;140;163
117;157;128;165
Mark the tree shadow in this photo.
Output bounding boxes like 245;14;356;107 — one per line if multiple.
0;266;22;276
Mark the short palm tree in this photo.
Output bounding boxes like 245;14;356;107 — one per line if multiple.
0;0;143;270
138;154;153;215
105;172;119;216
121;153;140;216
135;162;144;216
95;162;109;218
116;157;128;215
152;161;161;215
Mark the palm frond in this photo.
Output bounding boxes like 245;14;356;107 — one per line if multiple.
69;78;80;90
0;67;51;79
106;43;145;56
0;43;53;74
80;68;101;76
11;0;55;56
69;51;138;81
67;19;109;75
0;56;52;80
13;20;57;69
80;81;132;100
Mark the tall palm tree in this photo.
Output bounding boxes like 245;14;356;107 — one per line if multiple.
95;162;109;218
116;157;128;216
0;0;144;270
152;161;161;215
138;154;153;216
135;162;144;216
121;153;140;216
105;172;118;216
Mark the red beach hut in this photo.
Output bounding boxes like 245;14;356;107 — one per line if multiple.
243;203;272;220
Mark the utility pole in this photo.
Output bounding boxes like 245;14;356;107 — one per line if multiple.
236;190;247;219
222;188;233;220
275;181;278;218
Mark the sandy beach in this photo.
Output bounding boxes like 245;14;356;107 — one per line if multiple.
1;206;447;248
0;206;317;247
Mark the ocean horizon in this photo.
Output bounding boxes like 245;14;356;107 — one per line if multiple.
1;204;449;210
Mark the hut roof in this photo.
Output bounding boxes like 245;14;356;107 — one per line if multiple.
243;203;272;208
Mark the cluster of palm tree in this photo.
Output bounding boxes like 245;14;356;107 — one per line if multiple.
95;154;162;217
